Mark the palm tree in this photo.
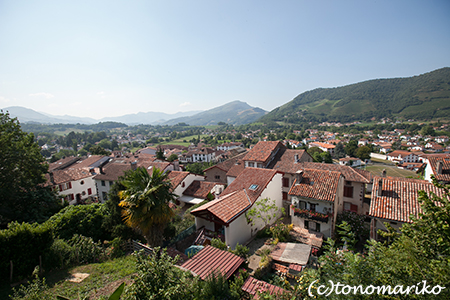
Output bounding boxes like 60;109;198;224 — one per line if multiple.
118;167;176;247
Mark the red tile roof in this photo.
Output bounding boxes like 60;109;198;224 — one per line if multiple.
180;245;244;280
369;176;446;223
243;141;284;163
298;162;371;183
288;169;341;202
224;167;281;203
183;181;218;199
242;276;287;298
46;168;93;184
93;162;131;181
267;148;313;172
191;190;251;224
167;171;190;190
428;155;450;182
387;150;416;158
204;151;247;173
309;142;336;149
226;158;246;178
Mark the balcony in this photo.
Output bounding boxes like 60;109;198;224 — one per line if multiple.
291;205;331;223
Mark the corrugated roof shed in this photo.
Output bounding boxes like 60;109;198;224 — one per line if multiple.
180;245;244;280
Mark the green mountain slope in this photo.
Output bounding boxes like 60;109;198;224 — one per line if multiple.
164;100;267;126
260;67;450;124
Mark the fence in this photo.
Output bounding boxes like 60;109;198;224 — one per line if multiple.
163;225;196;247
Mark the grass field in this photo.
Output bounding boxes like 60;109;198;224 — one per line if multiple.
0;255;136;300
365;164;418;178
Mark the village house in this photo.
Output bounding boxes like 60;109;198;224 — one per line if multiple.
190;167;283;248
177;180;225;207
423;154;450;184
386;150;423;164
289;169;343;238
339;157;362;167
368;176;445;240
203;151;248;184
46;155;110;204
308;142;335;156
216;142;245;151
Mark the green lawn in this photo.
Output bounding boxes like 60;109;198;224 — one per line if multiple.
365;165;418;178
1;255;136;300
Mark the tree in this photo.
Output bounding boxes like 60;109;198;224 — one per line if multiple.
334;142;346;159
345;140;358;157
90;144;111;155
355;145;371;161
156;147;165;160
0;111;60;226
246;198;284;229
118;167;176;247
167;154;178;162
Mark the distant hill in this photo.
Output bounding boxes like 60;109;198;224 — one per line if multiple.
164;101;267;126
0;106;97;124
99;110;201;125
260;67;450;124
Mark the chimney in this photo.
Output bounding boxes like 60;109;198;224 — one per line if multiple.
437;161;443;175
377;179;383;197
99;166;103;174
295;170;303;184
131;161;137;171
49;171;55;184
382;169;386;177
294;154;299;163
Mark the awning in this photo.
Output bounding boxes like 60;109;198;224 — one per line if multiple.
179;195;205;205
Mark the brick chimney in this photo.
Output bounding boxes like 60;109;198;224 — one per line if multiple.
437;161;443;175
294;154;299;163
295;170;303;184
377;178;383;197
382;169;387;177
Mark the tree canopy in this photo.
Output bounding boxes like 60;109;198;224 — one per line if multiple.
0;111;60;226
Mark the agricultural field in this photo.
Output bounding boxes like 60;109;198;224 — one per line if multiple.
365;164;418;178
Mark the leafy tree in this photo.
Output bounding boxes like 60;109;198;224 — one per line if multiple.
246;198;284;229
118;167;176;247
0;111;60;226
156;147;165;160
334;142;346;159
167;154;178;162
344;140;358;157
124;248;195;300
185;162;214;175
89;144;111;155
355;145;371;160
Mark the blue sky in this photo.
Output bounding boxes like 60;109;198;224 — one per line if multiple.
0;0;449;119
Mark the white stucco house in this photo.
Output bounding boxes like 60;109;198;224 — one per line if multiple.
191;167;283;249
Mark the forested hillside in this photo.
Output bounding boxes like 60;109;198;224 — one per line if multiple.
260;67;450;124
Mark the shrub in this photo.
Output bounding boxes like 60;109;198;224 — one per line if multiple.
269;222;293;242
210;238;228;251
0;222;53;280
68;234;105;265
43;239;74;270
231;243;250;259
10;267;48;300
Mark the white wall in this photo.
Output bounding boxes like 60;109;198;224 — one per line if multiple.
225;213;252;249
173;174;205;198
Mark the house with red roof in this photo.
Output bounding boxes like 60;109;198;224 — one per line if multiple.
203;151;247;184
191;167;283;248
308;142;336;155
288;169;344;238
368;176;446;240
242;141;285;169
423;155;450;184
387;150;422;164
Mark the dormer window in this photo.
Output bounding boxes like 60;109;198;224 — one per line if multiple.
249;184;258;191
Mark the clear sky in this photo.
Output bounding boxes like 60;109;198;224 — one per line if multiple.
0;0;449;119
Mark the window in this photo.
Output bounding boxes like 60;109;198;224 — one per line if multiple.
344;202;358;213
249;184;258;191
248;162;255;167
310;203;316;212
80;180;84;185
88;188;92;195
305;221;321;232
344;185;354;198
102;192;107;201
299;201;306;210
215;175;220;180
283;192;288;200
282;177;289;188
101;180;106;186
109;181;113;186
181;182;185;188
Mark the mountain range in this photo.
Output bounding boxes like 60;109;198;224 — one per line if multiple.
261;67;450;124
1;101;266;126
3;67;449;127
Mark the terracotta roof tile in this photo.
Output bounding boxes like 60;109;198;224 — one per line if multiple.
92;162;131;181
288;168;341;202
191;190;251;224
224;168;280;203
167;171;190;190
242;276;287;298
204;151;247;173
298;162;370;183
428;155;450;182
369;176;446;223
267;148;313;172
243;141;284;163
180;245;244;280
183;181;218;199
